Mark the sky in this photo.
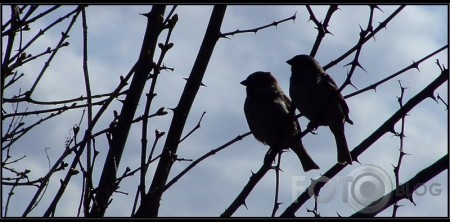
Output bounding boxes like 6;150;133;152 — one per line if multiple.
1;5;448;217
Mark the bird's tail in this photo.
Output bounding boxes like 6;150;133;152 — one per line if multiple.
291;142;320;172
330;124;353;165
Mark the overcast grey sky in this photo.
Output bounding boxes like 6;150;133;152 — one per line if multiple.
2;5;448;217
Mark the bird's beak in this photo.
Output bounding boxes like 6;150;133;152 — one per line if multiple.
240;79;248;86
286;58;293;65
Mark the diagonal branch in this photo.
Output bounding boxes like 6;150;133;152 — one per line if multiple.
323;5;406;71
307;5;338;57
134;5;227;217
220;13;296;38
89;5;166;217
344;45;448;99
280;69;448;217
221;148;278;217
351;154;448;217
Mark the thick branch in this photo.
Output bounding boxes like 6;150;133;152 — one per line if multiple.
351;154;448;217
134;5;227;217
89;5;166;217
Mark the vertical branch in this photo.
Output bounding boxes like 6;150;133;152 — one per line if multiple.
338;5;381;91
134;5;227;217
3;178;20;217
89;5;166;217
307;5;338;57
392;81;408;217
139;6;178;205
2;5;18;99
80;7;94;217
271;153;282;217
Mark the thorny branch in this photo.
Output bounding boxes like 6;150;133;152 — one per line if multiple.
280;69;448;217
220;13;296;38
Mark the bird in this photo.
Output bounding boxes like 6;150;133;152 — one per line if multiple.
287;54;353;165
241;71;320;172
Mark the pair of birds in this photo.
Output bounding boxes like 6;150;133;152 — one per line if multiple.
241;54;353;172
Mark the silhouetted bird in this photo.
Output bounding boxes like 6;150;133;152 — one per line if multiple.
287;55;353;164
242;71;320;172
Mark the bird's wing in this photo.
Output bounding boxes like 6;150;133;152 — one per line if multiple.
321;73;353;124
282;93;301;130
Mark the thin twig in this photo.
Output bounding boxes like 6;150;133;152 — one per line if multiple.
220;13;296;37
344;45;448;99
271;153;283;217
392;81;408;217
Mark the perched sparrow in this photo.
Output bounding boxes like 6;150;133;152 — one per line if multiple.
241;71;320;172
287;54;353;165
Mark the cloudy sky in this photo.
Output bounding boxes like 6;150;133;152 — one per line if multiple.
2;5;448;217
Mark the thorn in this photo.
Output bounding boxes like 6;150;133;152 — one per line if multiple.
349;81;358;90
221;34;231;40
378;21;387;30
355;60;367;73
411;61;420;71
369;84;377;92
140;12;151;18
353;157;361;164
243;201;248;210
388;127;397;135
435;59;443;71
406;195;416;206
426;93;437;102
392;164;398;173
370;4;383;12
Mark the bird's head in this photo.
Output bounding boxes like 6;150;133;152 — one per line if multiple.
286;54;325;74
241;71;278;88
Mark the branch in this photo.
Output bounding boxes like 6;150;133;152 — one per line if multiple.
221;148;278;217
307;5;338;57
339;4;380;91
392;81;408;217
89;5;166;217
351;154;448;217
323;5;406;71
220;13;296;38
147;131;251;205
139;7;177;207
134;5;227;217
271;153;283;217
344;45;448;99
280;69;448;217
28;6;83;96
179;111;206;143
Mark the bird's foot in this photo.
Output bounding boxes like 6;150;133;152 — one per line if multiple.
307;122;319;135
